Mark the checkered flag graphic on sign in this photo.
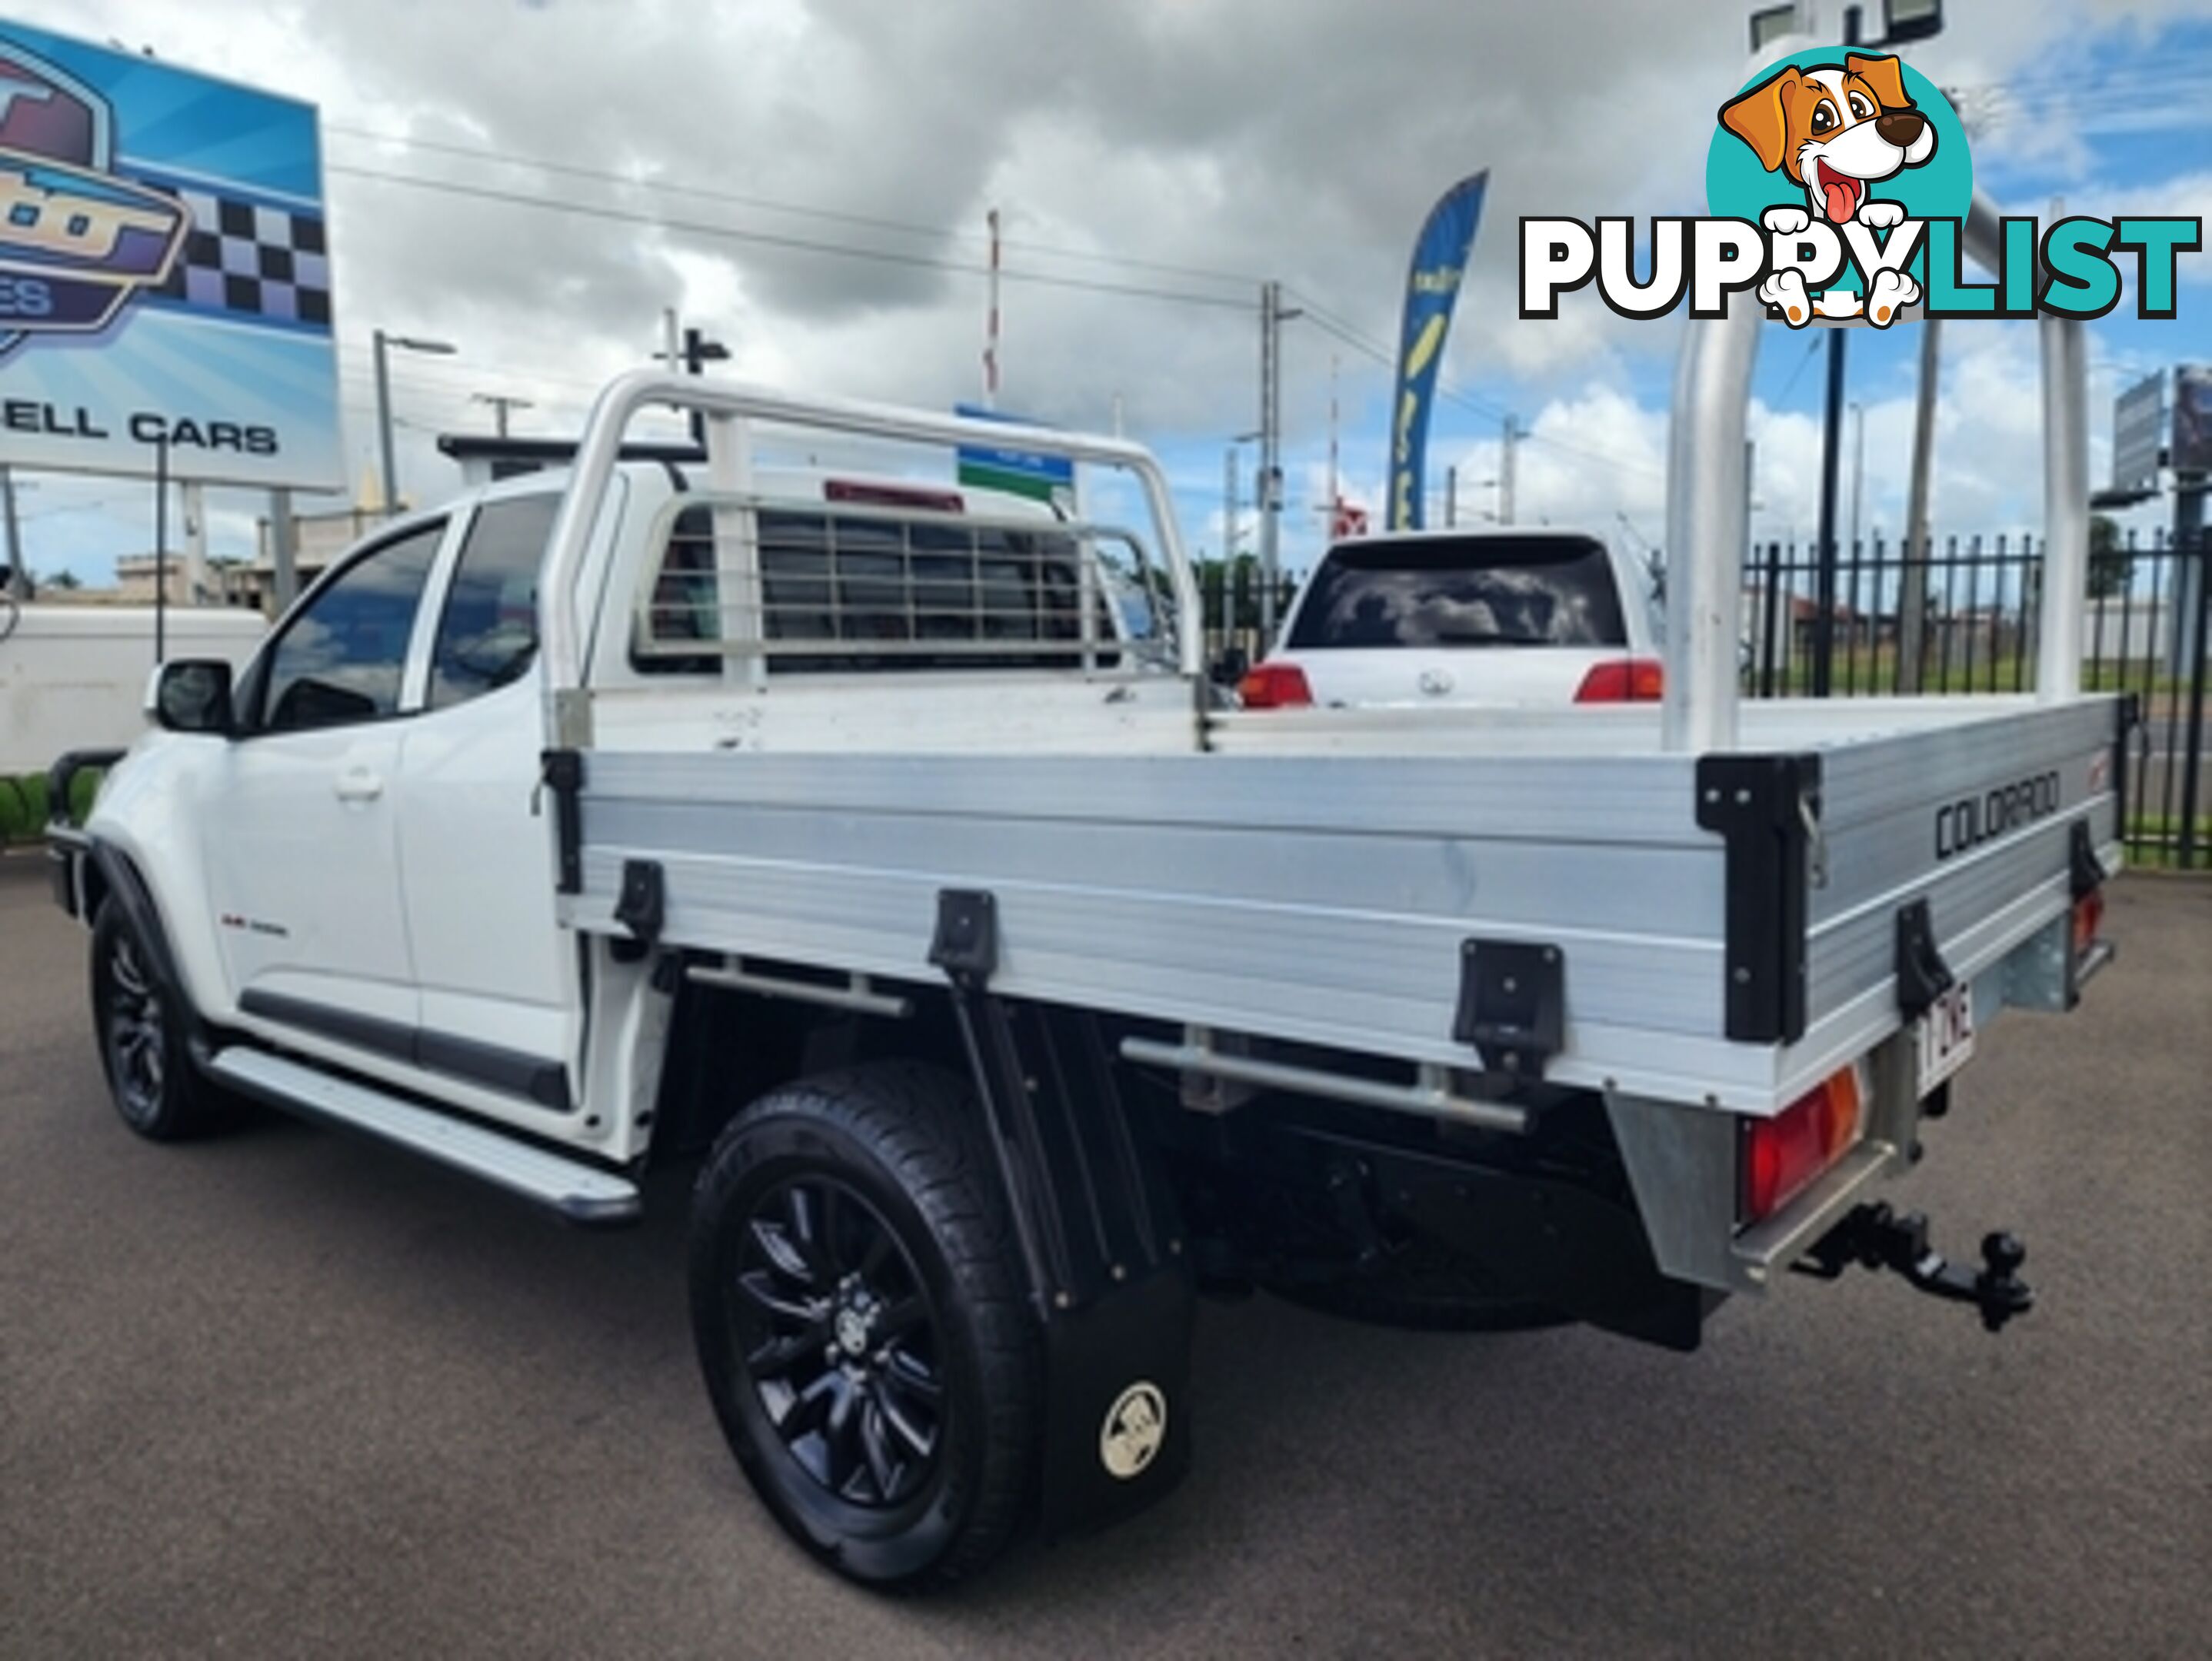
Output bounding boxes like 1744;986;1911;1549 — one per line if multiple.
151;187;332;328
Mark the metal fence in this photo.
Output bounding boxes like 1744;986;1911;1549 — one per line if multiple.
1195;531;2211;870
1740;527;2211;869
1197;562;1299;677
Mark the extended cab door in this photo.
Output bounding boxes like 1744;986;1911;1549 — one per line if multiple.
212;515;450;1045
394;489;578;1113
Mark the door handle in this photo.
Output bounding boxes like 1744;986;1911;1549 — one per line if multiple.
334;766;384;803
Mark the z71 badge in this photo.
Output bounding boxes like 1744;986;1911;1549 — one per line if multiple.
0;39;186;356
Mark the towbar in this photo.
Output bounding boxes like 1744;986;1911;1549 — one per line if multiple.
1794;1200;2034;1333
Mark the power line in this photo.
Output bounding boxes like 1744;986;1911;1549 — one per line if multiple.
325;125;1267;291
324;162;1259;314
1294;297;1665;480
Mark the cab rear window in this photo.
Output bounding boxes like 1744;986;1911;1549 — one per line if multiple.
1286;536;1626;650
638;504;1115;674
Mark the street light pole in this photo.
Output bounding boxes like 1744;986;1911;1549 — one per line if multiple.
1257;281;1301;642
374;328;458;518
472;392;533;438
374;329;395;518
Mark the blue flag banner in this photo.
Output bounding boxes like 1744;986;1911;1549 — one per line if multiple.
1388;171;1487;531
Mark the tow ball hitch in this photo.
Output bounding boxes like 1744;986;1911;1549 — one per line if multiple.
1794;1202;2034;1333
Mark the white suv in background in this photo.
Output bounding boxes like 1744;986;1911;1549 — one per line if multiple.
1239;528;1663;708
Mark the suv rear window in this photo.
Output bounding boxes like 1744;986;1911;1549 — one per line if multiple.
1286;536;1626;650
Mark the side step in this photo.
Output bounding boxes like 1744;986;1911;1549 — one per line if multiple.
207;1047;641;1226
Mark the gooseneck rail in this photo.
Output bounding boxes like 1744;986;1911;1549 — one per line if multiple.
1661;190;2090;755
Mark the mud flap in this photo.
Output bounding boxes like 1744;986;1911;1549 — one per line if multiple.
931;890;1196;1537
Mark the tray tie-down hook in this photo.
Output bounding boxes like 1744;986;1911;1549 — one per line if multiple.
1794;1201;2033;1333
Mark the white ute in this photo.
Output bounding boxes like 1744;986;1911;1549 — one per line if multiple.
48;196;2121;1592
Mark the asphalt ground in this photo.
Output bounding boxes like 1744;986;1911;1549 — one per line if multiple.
2;853;2207;1659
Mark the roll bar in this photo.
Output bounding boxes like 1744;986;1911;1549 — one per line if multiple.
1661;191;2090;751
537;371;1203;747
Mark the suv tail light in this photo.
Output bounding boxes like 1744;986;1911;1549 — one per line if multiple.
1574;657;1664;703
1740;1064;1864;1225
1238;661;1314;710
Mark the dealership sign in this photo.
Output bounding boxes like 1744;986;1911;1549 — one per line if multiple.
0;19;341;488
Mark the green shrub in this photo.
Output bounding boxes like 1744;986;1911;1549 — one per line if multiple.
0;767;105;842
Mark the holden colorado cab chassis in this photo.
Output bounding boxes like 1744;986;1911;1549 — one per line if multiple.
49;192;2120;1591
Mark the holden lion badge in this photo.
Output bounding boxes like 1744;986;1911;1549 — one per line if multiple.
1100;1382;1167;1479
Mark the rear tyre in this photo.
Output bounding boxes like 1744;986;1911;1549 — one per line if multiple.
688;1062;1041;1592
89;900;232;1141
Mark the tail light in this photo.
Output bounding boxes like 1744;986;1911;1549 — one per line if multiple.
1238;661;1314;710
1741;1064;1864;1224
1574;657;1664;703
2071;888;2104;957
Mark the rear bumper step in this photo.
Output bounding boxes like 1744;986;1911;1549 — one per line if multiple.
207;1048;640;1226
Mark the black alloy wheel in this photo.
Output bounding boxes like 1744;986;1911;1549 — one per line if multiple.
90;899;232;1141
689;1064;1041;1591
103;923;168;1128
733;1173;946;1509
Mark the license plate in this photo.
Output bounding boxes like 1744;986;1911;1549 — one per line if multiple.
1916;980;1975;1098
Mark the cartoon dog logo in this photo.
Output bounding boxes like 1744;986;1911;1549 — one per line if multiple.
1721;53;1934;325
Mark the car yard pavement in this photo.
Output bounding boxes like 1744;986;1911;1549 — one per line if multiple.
1;852;2206;1659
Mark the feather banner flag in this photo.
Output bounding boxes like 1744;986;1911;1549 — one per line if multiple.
1388;171;1487;531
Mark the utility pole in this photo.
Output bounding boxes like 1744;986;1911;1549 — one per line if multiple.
472;392;532;438
1257;281;1301;641
1847;401;1866;566
0;464;23;600
1899;316;1941;692
1223;444;1240;566
1499;414;1520;527
151;434;168;662
983;208;1001;411
180;481;208;605
665;324;731;445
1811;305;1848;696
268;488;298;614
1444;464;1458;528
1811;3;1865;697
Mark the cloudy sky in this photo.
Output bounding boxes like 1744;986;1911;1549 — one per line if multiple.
7;0;2210;584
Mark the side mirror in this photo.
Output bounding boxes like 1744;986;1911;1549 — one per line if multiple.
150;659;236;734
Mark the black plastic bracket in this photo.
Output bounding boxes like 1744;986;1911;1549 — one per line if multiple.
1695;752;1822;1044
1452;939;1564;1078
540;749;585;896
2112;690;2140;824
613;858;665;948
1795;1201;2033;1333
2068;818;2107;900
1894;897;1954;1022
928;888;998;988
